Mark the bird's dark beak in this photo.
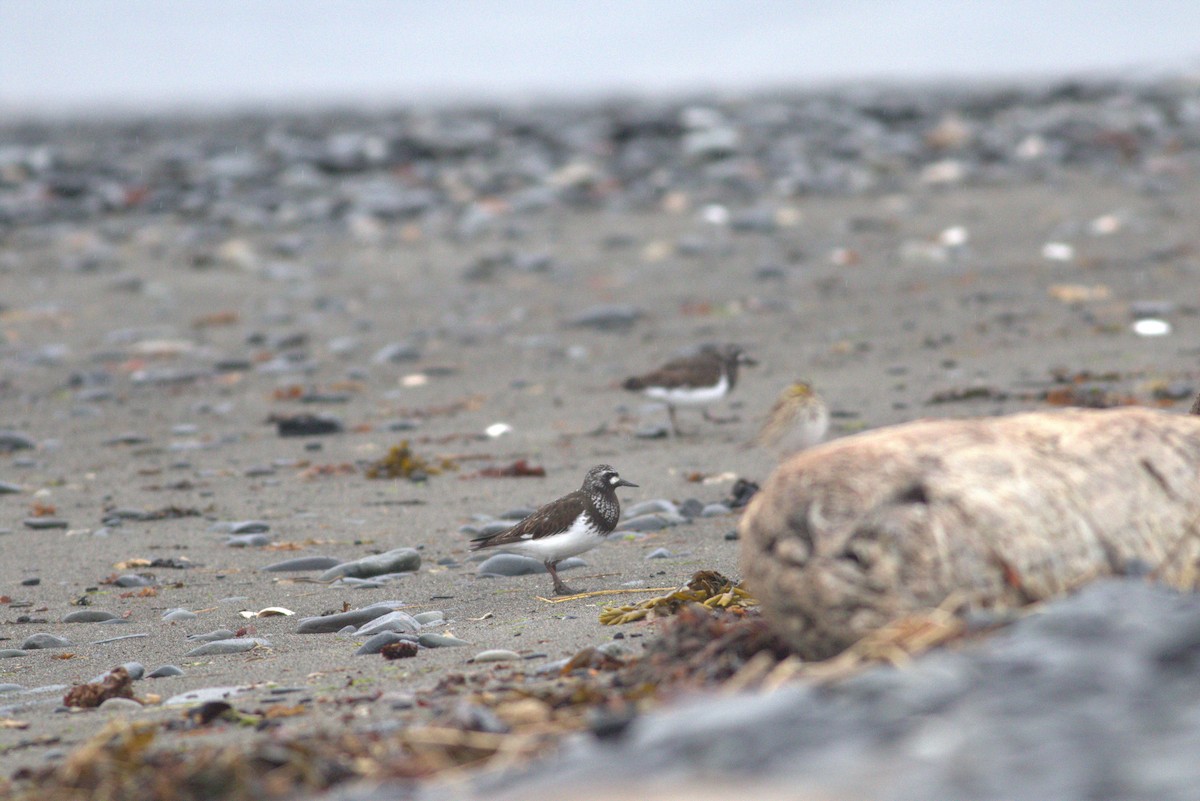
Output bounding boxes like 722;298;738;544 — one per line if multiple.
616;478;638;488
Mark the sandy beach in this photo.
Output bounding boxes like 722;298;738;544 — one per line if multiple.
3;82;1200;797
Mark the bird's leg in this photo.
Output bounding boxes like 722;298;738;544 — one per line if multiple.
545;560;577;595
667;404;683;437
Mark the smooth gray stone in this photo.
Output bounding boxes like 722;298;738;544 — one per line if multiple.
209;520;270;534
700;503;732;517
356;611;420;637
23;517;68;530
471;649;520;663
413;611;445;625
565;304;643;331
99;697;144;713
184;638;267;657
162;608;198;622
472;520;521;537
624;499;680;518
90;662;144;683
259;555;343;572
114;574;155;587
355;631;418;655
645;548;673;559
497;507;536;521
90;633;148;645
678;498;705;519
317;548;420;581
225;533;272;547
21;633;72;650
616;514;673;532
62;609;119;623
0;683;23;692
187;629;237;642
419;633;470;649
0;480;24;494
296;603;404;634
147;665;185;678
0;431;36;452
0;650;28;659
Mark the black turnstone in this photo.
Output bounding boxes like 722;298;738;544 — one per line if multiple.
622;344;757;435
469;464;638;595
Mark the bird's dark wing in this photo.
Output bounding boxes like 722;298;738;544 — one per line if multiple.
623;353;721;391
469;490;588;550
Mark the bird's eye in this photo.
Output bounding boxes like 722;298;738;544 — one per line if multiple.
608;474;619;484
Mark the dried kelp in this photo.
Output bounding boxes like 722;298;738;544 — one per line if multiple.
599;570;757;625
364;440;457;480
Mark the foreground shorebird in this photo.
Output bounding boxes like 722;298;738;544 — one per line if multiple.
469;464;637;595
755;380;829;458
622;344;756;435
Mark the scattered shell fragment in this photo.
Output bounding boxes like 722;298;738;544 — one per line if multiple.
1042;242;1075;262
1132;319;1171;337
485;423;512;438
238;607;295;619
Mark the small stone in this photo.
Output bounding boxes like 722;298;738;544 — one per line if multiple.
296;602;405;634
275;414;343;437
209;520;271;534
0;650;29;659
0;481;24;494
114;575;155;588
419;633;470;648
645;548;673;560
187;629;237;642
259;556;343;572
355;611;420;637
700;503;732;517
317;548;421;581
22;633;72;650
724;530;740;541
225;533;272;547
62;610;119;623
162;608;198;622
99;697;144;713
372;342;422;364
477;553;547;576
21;577;40;586
624;499;679;518
184;638;267;657
0;431;36;452
565;304;643;332
617;514;672;532
0;683;23;692
678;498;705;519
471;649;521;663
147;665;186;679
23;518;68;530
355;631;417;656
413;611;445;625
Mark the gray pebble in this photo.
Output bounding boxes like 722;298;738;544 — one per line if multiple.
333;576;386;588
565;304;643;332
419;633;470;649
296;602;404;634
162;608;198;622
317;548;421;580
624;499;680;518
62;609;120;623
0;480;24;494
0;683;23;692
225;533;272;547
90;663;144;683
645;548;673;559
147;665;185;678
0;649;29;659
477;553;548;576
498;507;536;521
114;574;155;588
23;518;68;530
413;611;446;625
21;633;72;650
472;520;522;537
259;555;343;572
187;629;237;642
634;424;671;439
99;697;144;713
678;498;705;519
700;502;732;517
184;638;268;657
355;631;418;655
0;431;36;452
355;611;420;637
617;514;673;532
471;649;521;663
209;520;270;533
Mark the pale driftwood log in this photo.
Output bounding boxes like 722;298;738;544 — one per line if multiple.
739;407;1200;659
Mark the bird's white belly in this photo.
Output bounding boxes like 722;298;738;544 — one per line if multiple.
497;515;604;561
645;374;728;406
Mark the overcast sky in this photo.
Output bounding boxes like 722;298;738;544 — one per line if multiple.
2;0;1198;113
